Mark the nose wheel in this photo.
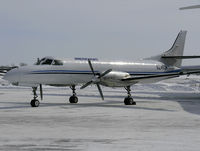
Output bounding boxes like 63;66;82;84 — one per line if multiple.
30;87;40;107
124;86;136;105
69;85;78;103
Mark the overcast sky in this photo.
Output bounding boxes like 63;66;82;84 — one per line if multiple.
0;0;200;65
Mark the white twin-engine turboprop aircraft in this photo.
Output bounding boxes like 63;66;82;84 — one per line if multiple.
3;30;200;107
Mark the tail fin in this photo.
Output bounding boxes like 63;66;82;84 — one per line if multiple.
146;30;187;67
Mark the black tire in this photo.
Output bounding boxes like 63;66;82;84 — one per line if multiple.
30;99;40;107
132;101;136;105
69;96;78;103
124;97;130;105
124;97;135;105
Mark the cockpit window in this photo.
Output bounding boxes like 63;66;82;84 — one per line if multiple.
35;57;63;66
41;59;53;65
52;60;63;65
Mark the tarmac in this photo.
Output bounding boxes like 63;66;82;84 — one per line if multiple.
0;85;200;151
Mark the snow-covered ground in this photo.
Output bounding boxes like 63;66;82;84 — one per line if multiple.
0;76;200;150
0;77;9;86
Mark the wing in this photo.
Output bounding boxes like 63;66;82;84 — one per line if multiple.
121;70;200;84
181;65;200;74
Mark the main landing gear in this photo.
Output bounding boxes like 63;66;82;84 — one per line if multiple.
124;86;136;105
69;85;78;104
30;87;40;107
29;85;135;107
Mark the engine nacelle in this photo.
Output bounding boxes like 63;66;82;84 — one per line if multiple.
101;71;131;87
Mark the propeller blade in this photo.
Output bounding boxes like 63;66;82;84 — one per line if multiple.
88;59;96;75
80;81;93;89
81;59;106;100
96;84;104;100
39;84;43;100
99;69;112;79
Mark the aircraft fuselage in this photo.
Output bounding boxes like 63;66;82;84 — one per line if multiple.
5;60;178;87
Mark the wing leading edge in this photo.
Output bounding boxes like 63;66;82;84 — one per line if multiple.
121;70;200;84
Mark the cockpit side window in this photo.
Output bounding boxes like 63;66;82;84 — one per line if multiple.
40;58;46;62
41;59;53;65
35;58;45;65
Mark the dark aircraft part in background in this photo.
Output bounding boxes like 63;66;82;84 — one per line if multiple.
0;66;18;76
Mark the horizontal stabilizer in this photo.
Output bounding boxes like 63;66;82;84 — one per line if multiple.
162;56;200;59
180;5;200;10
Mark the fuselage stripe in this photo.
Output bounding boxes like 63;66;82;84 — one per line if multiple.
29;69;181;75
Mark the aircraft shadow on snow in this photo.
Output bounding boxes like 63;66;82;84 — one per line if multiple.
43;90;200;115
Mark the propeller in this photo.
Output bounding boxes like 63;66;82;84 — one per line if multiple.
80;59;112;100
39;84;43;100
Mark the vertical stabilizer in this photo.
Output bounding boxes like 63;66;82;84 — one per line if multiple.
145;30;187;67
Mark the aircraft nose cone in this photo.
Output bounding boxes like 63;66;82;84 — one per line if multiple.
3;68;20;85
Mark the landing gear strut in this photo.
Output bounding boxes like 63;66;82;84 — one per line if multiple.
30;87;40;107
69;85;78;103
124;86;136;105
